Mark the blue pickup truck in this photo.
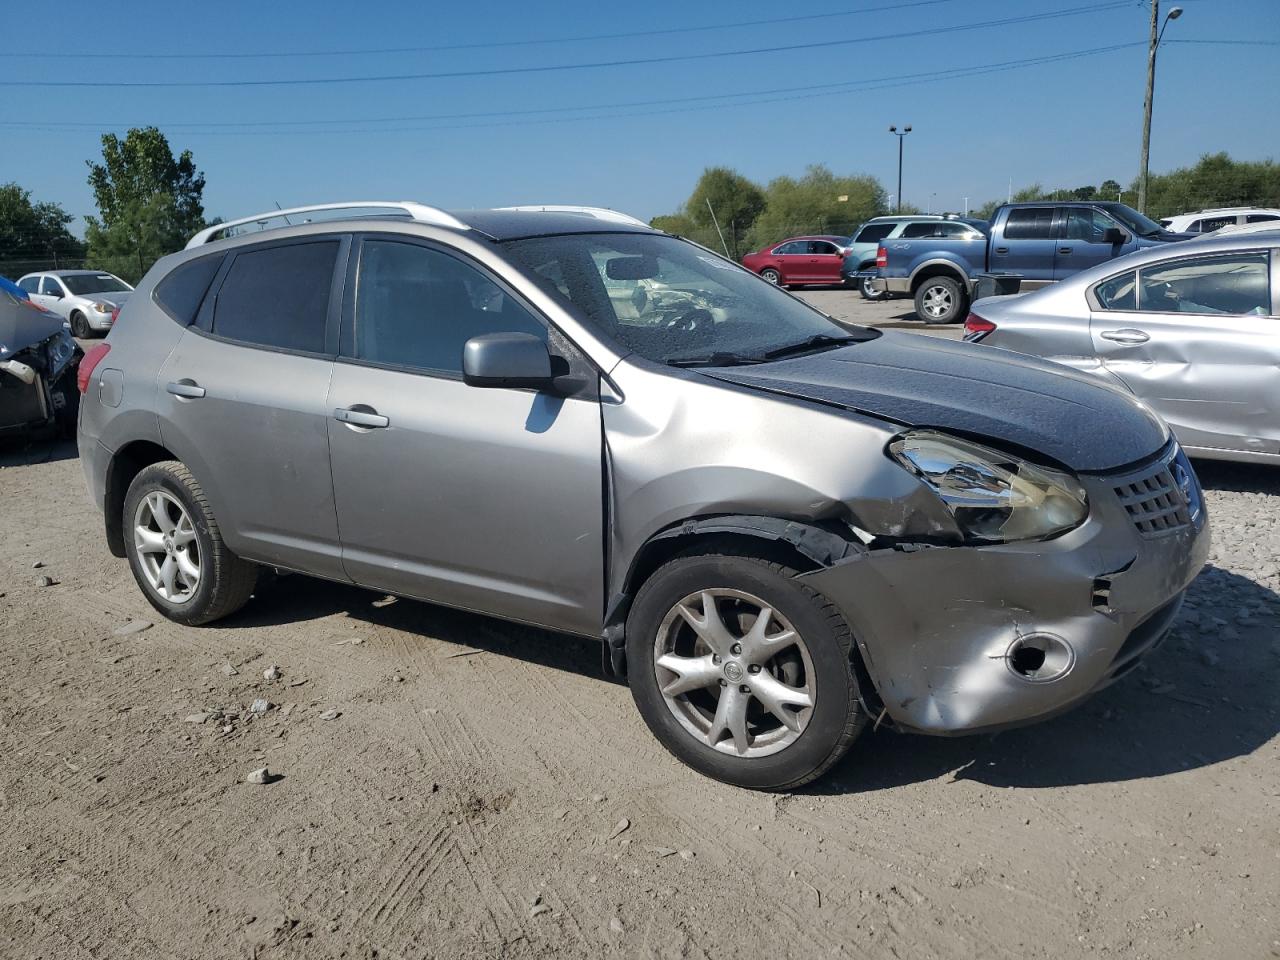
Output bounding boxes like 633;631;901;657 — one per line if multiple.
871;201;1192;323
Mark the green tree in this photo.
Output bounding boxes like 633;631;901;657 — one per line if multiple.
0;183;83;273
85;127;208;283
1134;152;1280;220
650;167;766;258
747;165;886;249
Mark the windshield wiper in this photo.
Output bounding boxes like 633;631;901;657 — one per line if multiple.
666;351;762;368
759;333;861;360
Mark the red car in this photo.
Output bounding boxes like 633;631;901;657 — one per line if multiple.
740;235;850;288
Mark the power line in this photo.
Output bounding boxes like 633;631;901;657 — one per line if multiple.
0;44;1141;131
0;2;1130;88
1165;38;1280;45
0;44;1142;137
0;0;964;60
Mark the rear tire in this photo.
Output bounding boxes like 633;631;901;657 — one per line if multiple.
859;273;887;301
626;550;866;790
913;275;967;324
760;268;783;287
123;461;258;626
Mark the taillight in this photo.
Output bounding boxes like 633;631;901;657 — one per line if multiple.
77;342;111;394
875;245;888;268
964;312;997;337
109;306;120;325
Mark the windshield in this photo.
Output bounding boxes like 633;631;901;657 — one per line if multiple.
62;274;131;296
501;233;869;365
1097;203;1166;238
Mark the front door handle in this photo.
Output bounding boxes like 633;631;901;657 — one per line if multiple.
994;246;1009;255
334;406;390;429
1058;246;1073;255
166;380;206;399
1100;328;1150;344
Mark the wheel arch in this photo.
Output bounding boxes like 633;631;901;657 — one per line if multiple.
104;440;180;557
601;514;869;682
909;260;968;293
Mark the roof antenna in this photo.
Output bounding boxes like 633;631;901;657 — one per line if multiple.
274;201;293;225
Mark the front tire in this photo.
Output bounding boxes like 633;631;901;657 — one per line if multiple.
913;275;967;324
123;461;258;626
626;550;866;790
70;311;91;339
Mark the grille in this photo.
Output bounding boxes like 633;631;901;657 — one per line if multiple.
1112;451;1192;538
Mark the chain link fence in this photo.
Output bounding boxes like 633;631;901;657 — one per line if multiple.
0;257;87;280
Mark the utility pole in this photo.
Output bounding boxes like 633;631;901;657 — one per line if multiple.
704;198;730;258
1138;1;1183;213
889;125;911;213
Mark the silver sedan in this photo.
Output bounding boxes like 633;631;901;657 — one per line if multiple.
965;229;1279;465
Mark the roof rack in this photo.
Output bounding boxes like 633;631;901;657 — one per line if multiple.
185;201;469;249
495;205;650;228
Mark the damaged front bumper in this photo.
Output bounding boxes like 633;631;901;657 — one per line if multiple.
800;445;1210;735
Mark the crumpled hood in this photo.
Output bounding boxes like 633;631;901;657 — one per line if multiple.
706;332;1169;472
1;295;65;356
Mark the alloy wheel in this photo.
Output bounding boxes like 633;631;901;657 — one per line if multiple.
921;283;954;319
133;490;201;604
653;589;814;757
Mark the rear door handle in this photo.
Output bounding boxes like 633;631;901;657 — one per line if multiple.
334;406;390;429
166;380;205;399
994;246;1009;255
1100;328;1150;344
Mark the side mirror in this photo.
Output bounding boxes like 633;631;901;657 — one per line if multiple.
1101;227;1128;245
462;332;553;390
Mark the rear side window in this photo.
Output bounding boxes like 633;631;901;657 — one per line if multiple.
17;276;39;294
854;223;894;243
900;222;936;239
353;240;546;374
1095;270;1137;311
1189;216;1235;234
773;241;803;255
212;241;338;353
807;241;838;254
1004;208;1056;240
154;254;223;325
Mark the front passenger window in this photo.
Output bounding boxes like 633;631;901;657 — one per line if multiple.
354;240;546;374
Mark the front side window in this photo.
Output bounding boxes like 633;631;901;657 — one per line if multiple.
353;240;545;374
1246;214;1280;224
1004;208;1056;240
900;222;937;239
1138;252;1271;316
212;240;339;352
1065;208;1119;243
854;223;894;244
503;233;864;365
62;273;131;295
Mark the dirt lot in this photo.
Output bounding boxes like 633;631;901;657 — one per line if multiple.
2;312;1278;959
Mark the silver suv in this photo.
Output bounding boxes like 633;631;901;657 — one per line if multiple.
77;201;1208;789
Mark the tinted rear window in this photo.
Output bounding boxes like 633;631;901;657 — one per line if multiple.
154;255;223;324
1004;208;1056;240
212;241;338;352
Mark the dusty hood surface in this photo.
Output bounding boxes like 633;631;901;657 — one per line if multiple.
0;295;65;356
706;331;1168;472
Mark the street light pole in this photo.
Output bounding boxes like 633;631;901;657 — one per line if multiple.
1137;1;1183;214
889;125;911;213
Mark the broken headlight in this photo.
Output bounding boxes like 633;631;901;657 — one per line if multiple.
889;430;1088;543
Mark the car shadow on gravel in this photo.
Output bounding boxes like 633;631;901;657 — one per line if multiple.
810;563;1280;795
1193;458;1280;496
0;436;77;467
222;573;604;678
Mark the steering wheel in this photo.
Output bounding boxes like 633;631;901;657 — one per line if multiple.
664;307;713;333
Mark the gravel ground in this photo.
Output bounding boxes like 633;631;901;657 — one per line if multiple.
1;331;1277;958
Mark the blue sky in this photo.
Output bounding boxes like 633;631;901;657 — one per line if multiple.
3;0;1277;231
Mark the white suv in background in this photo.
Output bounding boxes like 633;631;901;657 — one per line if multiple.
1159;207;1280;235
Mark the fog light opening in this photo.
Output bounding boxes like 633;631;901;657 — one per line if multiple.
1006;633;1075;683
